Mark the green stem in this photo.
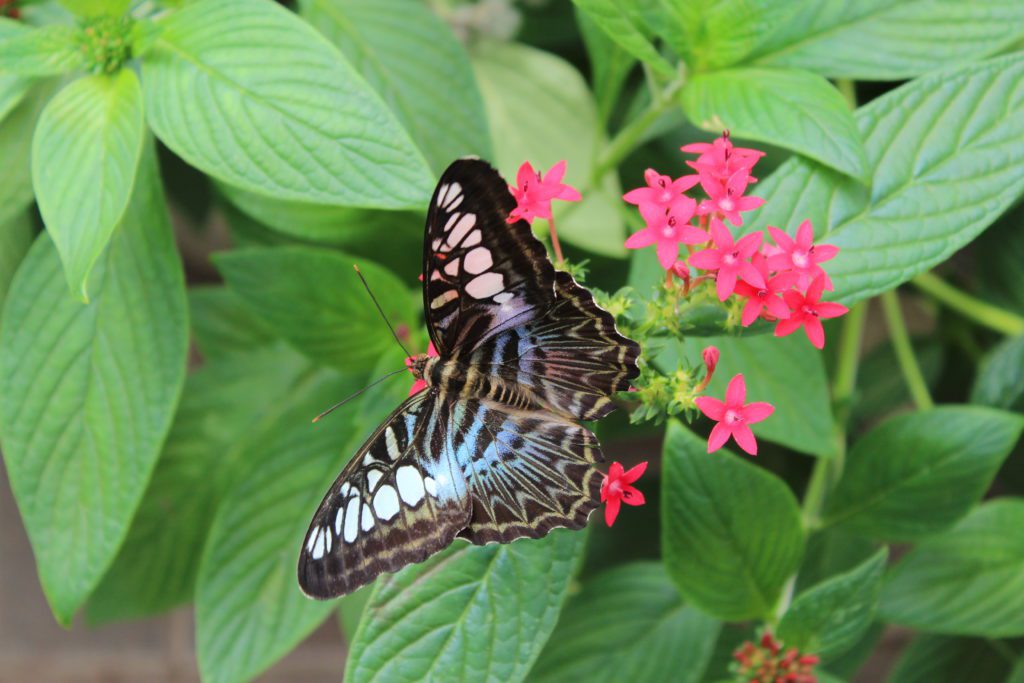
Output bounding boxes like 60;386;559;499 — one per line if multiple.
881;290;934;410
912;271;1024;336
591;80;682;183
836;78;857;109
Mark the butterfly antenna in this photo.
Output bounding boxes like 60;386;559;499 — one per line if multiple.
311;368;407;423
353;264;414;359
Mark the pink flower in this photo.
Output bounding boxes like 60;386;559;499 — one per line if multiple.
600;461;647;526
623;168;699;213
687;219;766;300
766;220;839;290
774;274;849;349
733;630;819;683
695;374;774;456
681;132;764;185
696;169;764;226
734;253;799;326
695;345;719;392
625;196;706;269
404;341;439;396
507;160;581;224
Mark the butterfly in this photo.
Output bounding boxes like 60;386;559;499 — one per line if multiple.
297;158;640;599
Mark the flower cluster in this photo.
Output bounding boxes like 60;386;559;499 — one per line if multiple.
506;160;581;225
623;132;849;349
732;630;820;683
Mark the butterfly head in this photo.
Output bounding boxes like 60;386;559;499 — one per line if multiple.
407;353;432;382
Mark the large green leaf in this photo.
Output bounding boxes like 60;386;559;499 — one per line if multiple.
32;69;145;300
777;548;887;659
214;246;417;371
0;19;32;123
888;635;1016;683
141;0;432;208
571;0;674;78
87;343;309;623
188;286;277;360
0;82;52;222
851;336;944;430
661;421;804;620
299;0;491;173
659;333;834;457
746;54;1024;306
347;530;585;683
0;24;85;75
471;40;626;258
530;561;720;683
971;335;1024;411
576;8;636;125
879;499;1024;637
680;67;868;182
821;407;1024;541
0;209;33;310
0;144;187;623
975;203;1024;315
749;0;1024;80
195;365;392;683
656;0;789;70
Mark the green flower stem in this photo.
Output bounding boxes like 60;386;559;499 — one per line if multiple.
802;301;867;529
912;271;1024;336
836;78;857;110
881;290;934;411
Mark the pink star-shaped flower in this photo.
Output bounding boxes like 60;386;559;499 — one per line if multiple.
733;253;799;326
507;160;582;224
624;195;706;269
695;374;774;456
623;168;700;214
697;169;764;226
766;220;839;290
687;219;766;300
774;274;849;349
682;133;764;186
404;341;439;395
600;460;647;526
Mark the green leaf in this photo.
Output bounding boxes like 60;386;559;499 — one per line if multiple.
0;209;34;310
0;20;33;124
471;40;626;258
879;499;1024;637
659;333;834;457
59;0;130;17
214;246;417;371
888;635;1015;683
680;67;868;182
975;203;1024;315
661;421;804;620
749;0;1024;80
576;8;636;125
346;530;585;683
531;561;720;683
777;548;887;659
32;69;144;300
795;529;880;594
0;82;53;222
746;54;1024;307
188;286;277;360
0;24;86;76
299;0;491;173
821;406;1024;541
656;0;788;70
0;144;187;623
571;0;674;78
141;0;432;208
851;336;944;430
195;366;383;683
86;343;308;623
971;336;1024;411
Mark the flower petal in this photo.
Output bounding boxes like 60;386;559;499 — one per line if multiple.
707;422;732;453
767;226;794;251
657;240;680;269
716;268;737;301
796;219;814;249
774;317;802;337
726;373;746;406
604;496;621;527
688;248;722;270
804;317;826;349
816;302;849;319
709;218;734;250
623;187;653;205
622;461;648;484
408;379;427;396
741;299;763;326
608;461;624;480
625;228;657;249
695;396;726;421
735;231;763;259
737;261;767;290
741;401;775;423
764;295;791;320
813;243;839;262
806;273;827;302
622;486;646;506
544;159;567;184
679;225;710;244
731;424;758;455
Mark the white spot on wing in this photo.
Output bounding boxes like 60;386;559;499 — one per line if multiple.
344;497;359;543
444;258;460;277
310;528;325;560
323;526;332;554
340;482;351;498
396;465;426;505
306;529;318;553
385;427;400;460
431;289;458;309
462;229;481;247
442;182;463;210
436;183;450;207
360;504;375;531
466;272;504;299
493;292;514;304
334;508;344;535
424;476;438;497
374;485;400;520
367;470;383;491
464;246;492;275
446;213;476;247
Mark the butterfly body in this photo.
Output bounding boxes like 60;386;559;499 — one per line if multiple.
298;159;640;599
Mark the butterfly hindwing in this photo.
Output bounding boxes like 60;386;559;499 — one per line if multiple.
298;390;471;599
445;397;604;545
423;158;556;355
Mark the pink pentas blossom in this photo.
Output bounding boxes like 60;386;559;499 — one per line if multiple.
695;345;720;392
507;160;581;224
774;274;849;349
767;220;839;290
601;461;647;526
681;132;764;185
625;196;706;269
404;341;439;396
623;168;700;213
687;219;766;300
734;253;799;326
695;374;774;456
696;169;765;227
